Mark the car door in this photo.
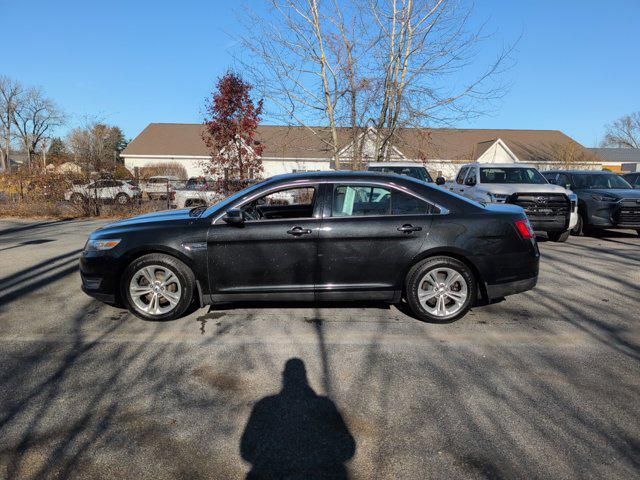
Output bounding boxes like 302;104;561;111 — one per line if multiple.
207;183;321;301
316;182;434;301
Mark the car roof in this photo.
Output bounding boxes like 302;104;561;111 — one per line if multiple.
367;162;426;168
265;170;423;183
462;162;535;168
545;170;616;175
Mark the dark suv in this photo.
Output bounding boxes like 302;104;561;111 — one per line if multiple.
542;170;640;236
80;171;539;323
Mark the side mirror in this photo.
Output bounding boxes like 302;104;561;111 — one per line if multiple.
435;176;446;186
222;208;244;226
464;176;476;186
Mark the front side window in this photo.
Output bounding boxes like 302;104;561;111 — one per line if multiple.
332;185;431;217
556;173;571;188
239;186;317;221
479;167;547;184
455;167;469;184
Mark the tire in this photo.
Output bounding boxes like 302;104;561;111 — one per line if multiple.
572;213;585;236
121;253;196;321
405;256;477;323
548;230;570;242
115;193;130;205
70;193;85;204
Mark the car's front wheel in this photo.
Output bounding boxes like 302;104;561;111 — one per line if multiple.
70;193;85;204
405;256;477;323
548;230;570;242
121;253;196;320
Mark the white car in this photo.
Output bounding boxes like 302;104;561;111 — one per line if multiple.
64;179;141;205
140;176;182;200
367;162;435;183
445;163;578;242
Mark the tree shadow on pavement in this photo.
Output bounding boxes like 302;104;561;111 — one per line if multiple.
240;358;355;479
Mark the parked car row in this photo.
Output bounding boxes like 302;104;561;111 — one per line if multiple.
541;170;640;236
373;161;640;240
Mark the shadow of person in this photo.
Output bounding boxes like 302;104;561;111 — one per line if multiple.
240;358;356;479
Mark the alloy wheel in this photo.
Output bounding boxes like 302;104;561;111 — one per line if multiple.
417;267;468;318
129;265;182;316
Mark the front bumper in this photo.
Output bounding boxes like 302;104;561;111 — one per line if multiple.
486;275;537;300
80;251;120;303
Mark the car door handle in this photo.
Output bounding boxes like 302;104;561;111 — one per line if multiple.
397;224;422;233
287;226;312;236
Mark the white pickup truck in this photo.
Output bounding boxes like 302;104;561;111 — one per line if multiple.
140;176;182;200
445;163;578;242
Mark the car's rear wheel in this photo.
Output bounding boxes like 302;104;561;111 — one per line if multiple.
405;256;477;323
121;253;195;320
548;230;570;242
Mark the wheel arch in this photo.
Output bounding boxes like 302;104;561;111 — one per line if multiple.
402;247;488;301
116;246;204;307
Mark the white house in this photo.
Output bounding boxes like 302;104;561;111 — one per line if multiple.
121;123;604;179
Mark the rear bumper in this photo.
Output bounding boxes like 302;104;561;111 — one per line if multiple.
486;275;537;300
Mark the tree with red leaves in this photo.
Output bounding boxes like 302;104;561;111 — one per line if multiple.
202;72;264;193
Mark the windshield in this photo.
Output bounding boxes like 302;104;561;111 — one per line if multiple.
479;167;547;184
369;166;433;182
573;174;632;189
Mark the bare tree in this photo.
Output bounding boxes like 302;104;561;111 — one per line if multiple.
237;0;515;166
12;87;65;170
237;0;350;167
0;76;24;172
601;112;640;148
67;120;126;173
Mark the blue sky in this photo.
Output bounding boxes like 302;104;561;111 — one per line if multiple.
3;0;639;146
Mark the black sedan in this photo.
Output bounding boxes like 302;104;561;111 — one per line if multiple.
80;172;539;322
542;170;640;236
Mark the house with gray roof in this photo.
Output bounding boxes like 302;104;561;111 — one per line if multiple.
589;148;640;172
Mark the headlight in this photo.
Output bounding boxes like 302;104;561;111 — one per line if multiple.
84;239;121;251
568;193;578;210
591;194;619;202
487;192;509;203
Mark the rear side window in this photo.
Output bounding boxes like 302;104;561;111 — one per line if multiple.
331;185;431;217
455;167;469;184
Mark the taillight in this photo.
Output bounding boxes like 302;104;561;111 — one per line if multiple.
515;218;534;239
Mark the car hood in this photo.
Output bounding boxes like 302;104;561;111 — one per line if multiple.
101;208;196;230
579;188;640;199
477;184;570;195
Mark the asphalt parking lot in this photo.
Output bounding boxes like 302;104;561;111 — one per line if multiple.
0;218;639;479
